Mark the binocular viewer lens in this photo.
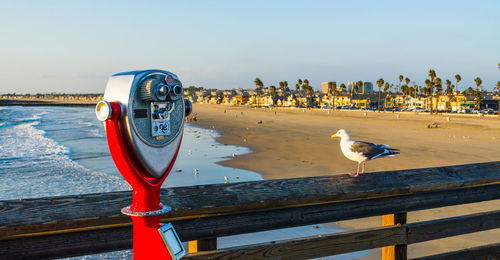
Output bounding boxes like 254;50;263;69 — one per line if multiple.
140;79;182;102
156;84;169;101
95;100;112;121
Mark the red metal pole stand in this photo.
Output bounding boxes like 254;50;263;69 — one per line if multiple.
105;102;181;259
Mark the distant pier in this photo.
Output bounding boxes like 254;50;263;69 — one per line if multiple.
0;99;97;106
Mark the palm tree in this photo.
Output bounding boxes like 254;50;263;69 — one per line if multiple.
455;74;461;93
445;79;454;106
475;88;483;110
404;77;410;88
401;85;410;95
425;78;434;113
296;79;303;96
474;77;482;109
383;82;390;93
270;85;277;97
376;78;384;111
302;79;309;93
428;69;436;81
352;84;359;100
445;81;454;96
435;77;443;112
356;80;363;95
474;77;482;89
254;78;263;90
428;69;437;114
303;79;309;87
306;86;314;95
398;75;404;94
340;83;346;94
283;81;288;91
328;81;338;109
305;85;314;107
445;79;451;90
435;78;442;94
383;82;390;109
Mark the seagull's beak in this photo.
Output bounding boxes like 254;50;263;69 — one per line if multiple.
331;134;336;139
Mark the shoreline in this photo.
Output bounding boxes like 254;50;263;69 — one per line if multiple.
189;104;500;179
189;103;500;259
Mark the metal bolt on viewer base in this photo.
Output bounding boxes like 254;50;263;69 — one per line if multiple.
96;70;192;260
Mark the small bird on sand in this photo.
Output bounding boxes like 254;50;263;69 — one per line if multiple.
331;129;399;177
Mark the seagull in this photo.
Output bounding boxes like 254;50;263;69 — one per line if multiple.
331;129;399;177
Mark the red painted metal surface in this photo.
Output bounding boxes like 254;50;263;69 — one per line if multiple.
105;102;181;259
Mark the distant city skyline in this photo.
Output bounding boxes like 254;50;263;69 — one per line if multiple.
0;0;499;94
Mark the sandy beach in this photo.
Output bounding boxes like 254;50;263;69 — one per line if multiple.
190;103;500;259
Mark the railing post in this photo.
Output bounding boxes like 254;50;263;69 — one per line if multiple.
188;238;217;253
382;212;407;260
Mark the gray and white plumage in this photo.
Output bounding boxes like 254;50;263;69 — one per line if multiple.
331;129;399;177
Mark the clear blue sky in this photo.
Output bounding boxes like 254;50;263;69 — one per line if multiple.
0;0;499;94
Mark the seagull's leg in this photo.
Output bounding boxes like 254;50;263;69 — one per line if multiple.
349;163;360;177
360;162;365;174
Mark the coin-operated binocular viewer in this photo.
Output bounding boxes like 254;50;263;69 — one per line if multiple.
96;70;192;259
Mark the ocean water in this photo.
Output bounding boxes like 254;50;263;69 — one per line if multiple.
0;106;366;259
0;106;261;200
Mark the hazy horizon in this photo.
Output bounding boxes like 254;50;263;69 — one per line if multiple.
1;0;499;94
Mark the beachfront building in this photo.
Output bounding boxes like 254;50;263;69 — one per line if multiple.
320;94;333;107
437;95;452;111
283;95;296;107
347;81;373;94
321;82;331;94
247;94;274;106
234;95;250;104
411;96;428;110
385;96;394;108
361;82;373;94
352;98;371;108
449;95;466;111
335;95;352;107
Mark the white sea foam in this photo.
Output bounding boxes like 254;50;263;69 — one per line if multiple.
15;111;46;122
0;113;128;200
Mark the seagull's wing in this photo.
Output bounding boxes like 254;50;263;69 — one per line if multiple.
350;141;399;160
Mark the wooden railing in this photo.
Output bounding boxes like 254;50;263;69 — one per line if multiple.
1;161;499;259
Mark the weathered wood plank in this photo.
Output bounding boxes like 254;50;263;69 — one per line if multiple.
185;225;407;260
1;189;499;259
1;184;498;249
407;210;500;244
0;225;132;260
188;238;217;253
184;210;500;260
410;242;500;260
169;184;500;241
382;212;407;260
1;161;499;240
